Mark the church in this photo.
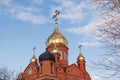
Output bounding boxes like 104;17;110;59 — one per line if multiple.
17;10;91;80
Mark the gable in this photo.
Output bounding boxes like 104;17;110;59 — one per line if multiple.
65;64;82;75
23;62;38;77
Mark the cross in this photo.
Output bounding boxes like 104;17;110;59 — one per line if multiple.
78;45;82;53
33;46;36;54
52;10;60;24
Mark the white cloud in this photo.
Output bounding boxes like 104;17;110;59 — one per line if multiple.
65;18;103;47
66;12;120;35
52;0;91;23
0;0;47;24
0;0;93;24
11;6;47;24
65;18;107;47
66;25;94;35
66;11;120;47
79;41;101;47
16;12;46;24
92;75;102;80
65;18;104;35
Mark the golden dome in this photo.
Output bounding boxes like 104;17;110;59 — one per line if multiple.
18;72;23;78
30;54;37;62
18;69;24;80
77;53;85;61
46;26;68;47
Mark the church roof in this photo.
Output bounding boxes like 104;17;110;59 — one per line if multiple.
39;50;55;62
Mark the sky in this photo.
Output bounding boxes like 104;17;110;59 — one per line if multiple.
0;0;111;80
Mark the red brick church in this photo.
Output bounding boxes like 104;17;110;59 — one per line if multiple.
17;10;91;80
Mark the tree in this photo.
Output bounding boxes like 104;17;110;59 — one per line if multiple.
0;66;16;80
90;0;120;79
91;0;120;13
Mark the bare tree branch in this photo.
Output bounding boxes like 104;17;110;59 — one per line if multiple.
90;0;120;79
0;66;16;80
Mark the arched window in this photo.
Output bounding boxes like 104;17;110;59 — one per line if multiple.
59;51;62;60
28;68;32;75
64;52;67;60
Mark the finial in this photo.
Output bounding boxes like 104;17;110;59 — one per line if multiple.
52;10;60;25
78;44;85;61
30;46;37;62
78;44;82;53
33;46;36;54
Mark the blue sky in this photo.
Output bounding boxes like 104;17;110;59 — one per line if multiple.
0;0;109;80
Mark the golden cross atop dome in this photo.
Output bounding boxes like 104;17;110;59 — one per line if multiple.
52;10;60;25
78;44;82;53
78;44;85;61
46;10;68;48
33;46;36;54
30;46;37;62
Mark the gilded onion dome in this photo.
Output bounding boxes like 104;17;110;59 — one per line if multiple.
17;67;24;80
30;54;37;62
17;72;24;80
77;45;85;61
46;26;68;47
30;46;37;62
77;53;85;61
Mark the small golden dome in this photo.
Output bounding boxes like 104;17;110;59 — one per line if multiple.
77;53;85;61
30;54;37;62
18;71;24;80
46;26;68;47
